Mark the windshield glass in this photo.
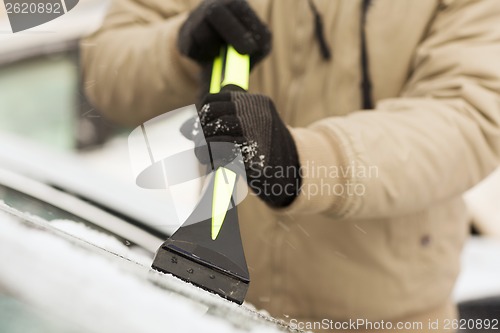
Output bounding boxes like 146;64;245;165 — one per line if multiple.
0;184;88;223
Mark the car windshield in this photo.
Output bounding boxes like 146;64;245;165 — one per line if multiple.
0;294;87;333
0;204;289;333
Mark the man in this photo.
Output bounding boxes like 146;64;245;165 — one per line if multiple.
81;0;500;331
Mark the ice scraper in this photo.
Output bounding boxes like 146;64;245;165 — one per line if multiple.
151;46;250;304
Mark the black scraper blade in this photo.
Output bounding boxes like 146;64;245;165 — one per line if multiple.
152;175;249;304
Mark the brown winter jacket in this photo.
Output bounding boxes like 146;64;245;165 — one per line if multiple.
81;0;500;328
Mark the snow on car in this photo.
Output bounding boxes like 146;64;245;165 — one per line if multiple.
0;204;296;333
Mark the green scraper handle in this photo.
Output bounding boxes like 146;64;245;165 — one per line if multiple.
209;46;249;240
210;46;250;93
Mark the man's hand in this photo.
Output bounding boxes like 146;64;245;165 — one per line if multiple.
195;90;301;208
178;0;271;67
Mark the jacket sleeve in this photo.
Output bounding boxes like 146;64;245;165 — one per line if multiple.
81;0;201;126
286;0;500;219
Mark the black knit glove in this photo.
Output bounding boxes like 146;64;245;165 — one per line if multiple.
178;0;271;67
193;90;301;208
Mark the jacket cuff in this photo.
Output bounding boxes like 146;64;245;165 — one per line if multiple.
276;127;348;216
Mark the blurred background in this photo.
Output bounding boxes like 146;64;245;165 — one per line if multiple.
1;0;498;234
0;0;499;329
0;0;115;150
